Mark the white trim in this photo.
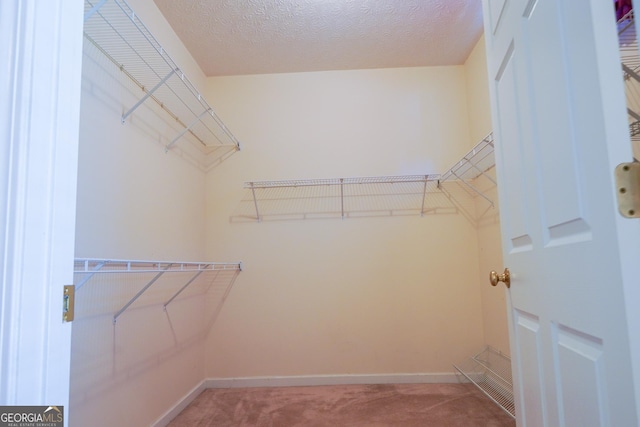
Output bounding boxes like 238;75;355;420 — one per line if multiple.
205;373;460;389
151;380;207;427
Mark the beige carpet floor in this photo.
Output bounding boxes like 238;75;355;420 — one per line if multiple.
167;383;516;426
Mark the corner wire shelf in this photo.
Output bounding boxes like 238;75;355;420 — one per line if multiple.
438;133;496;208
74;258;242;324
617;9;640;159
453;346;515;419
241;133;495;222
83;0;241;154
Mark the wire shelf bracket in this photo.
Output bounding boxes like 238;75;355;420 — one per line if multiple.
75;260;106;291
163;270;206;309
83;0;241;153
121;68;178;124
113;263;173;323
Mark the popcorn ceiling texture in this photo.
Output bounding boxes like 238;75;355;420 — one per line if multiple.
153;0;484;76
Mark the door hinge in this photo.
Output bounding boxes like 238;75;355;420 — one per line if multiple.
615;162;640;218
63;285;75;322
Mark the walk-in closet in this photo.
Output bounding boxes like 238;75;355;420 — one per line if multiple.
57;0;640;425
6;0;640;425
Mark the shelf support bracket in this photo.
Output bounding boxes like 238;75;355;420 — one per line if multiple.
75;260;106;291
163;270;205;309
84;0;107;22
340;179;345;219
628;108;640;122
113;263;173;324
165;108;211;151
122;68;177;123
250;182;261;222
451;171;494;207
465;158;497;186
623;63;640;83
420;175;428;216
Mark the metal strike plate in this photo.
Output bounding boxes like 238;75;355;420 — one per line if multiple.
615;162;640;218
63;285;75;322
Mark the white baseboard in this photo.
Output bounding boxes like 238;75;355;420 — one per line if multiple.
152;380;207;427
152;372;462;425
205;372;461;389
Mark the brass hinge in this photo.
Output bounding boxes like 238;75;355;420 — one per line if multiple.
63;285;75;322
615;162;640;218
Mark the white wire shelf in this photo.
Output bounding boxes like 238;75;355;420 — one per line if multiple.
242;175;446;221
74;258;242;323
247;175;440;189
453;346;515;419
83;0;241;153
618;10;640;158
239;134;496;222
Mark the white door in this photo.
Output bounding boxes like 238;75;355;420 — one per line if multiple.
0;1;83;424
483;0;640;425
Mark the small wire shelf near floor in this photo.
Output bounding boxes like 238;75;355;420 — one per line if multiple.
453;346;515;419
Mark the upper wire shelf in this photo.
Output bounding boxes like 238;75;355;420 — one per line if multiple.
239;134;496;223
83;0;241;153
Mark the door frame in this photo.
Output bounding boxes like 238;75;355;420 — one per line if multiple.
0;0;83;423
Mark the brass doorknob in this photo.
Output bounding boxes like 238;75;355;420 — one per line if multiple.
490;268;510;288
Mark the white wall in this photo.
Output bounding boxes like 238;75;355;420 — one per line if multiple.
71;0;211;425
74;0;207;261
203;67;487;379
464;35;510;354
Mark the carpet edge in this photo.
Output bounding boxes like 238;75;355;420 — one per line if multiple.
204;373;461;389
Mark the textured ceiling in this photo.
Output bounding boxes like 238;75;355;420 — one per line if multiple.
153;0;484;77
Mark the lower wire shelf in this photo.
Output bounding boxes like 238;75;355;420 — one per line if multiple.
453;346;515;419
